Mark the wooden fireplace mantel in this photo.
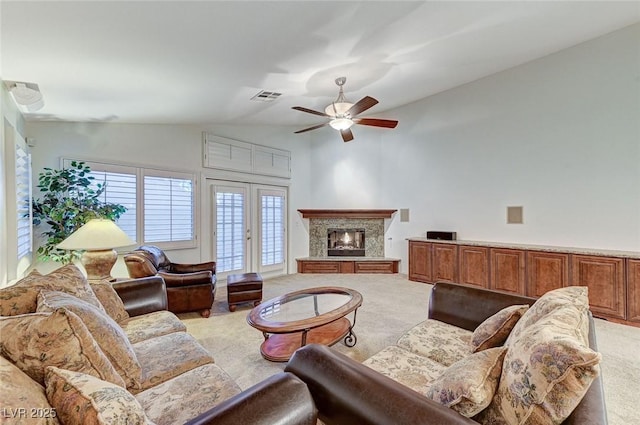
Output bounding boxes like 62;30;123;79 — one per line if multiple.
297;209;397;219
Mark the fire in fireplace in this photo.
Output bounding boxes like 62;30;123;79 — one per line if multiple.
327;228;365;257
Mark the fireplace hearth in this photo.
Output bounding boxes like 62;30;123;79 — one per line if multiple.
327;228;365;257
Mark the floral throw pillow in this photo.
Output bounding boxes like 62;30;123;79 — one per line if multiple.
426;347;507;417
0;356;59;425
475;297;600;425
505;286;589;346
45;366;154;425
0;264;104;316
0;309;125;387
37;290;142;390
90;280;130;323
471;304;529;353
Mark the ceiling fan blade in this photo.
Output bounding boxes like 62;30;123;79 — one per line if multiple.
346;96;378;117
353;118;398;128
292;106;329;117
341;128;354;142
294;122;329;134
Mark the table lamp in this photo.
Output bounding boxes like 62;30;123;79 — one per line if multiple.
57;218;136;281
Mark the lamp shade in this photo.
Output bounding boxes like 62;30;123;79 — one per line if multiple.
329;118;354;131
57;219;136;250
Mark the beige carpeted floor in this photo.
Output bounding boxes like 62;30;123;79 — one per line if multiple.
179;274;640;425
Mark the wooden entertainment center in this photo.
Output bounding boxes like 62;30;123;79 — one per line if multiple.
408;238;640;326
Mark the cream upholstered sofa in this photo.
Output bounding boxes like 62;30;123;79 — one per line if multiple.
0;265;316;425
287;282;606;425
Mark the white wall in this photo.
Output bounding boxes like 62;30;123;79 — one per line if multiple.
26;122;311;277
309;23;640;272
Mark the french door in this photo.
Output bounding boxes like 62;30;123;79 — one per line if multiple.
210;181;287;278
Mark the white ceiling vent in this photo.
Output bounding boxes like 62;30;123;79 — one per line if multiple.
251;90;282;102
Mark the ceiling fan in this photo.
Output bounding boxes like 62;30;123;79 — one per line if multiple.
292;77;398;142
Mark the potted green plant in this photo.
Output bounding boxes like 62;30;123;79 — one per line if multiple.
32;160;127;264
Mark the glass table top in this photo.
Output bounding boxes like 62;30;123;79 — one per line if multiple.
258;293;352;323
247;287;363;332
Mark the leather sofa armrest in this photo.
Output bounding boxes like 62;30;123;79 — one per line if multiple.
564;313;608;425
285;344;477;425
429;282;537;331
171;261;216;274
184;372;317;425
112;276;168;316
158;270;213;287
123;253;158;278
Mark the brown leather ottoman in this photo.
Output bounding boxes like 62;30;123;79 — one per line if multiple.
227;272;263;312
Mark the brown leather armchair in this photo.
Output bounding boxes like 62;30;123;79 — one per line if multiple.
124;245;216;317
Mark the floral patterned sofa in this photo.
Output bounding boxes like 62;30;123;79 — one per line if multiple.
286;282;607;425
0;265;317;425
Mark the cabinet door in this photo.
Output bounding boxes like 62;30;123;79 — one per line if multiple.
433;243;458;282
628;259;640;323
526;251;569;298
490;249;525;294
570;255;625;320
458;246;489;288
409;241;432;283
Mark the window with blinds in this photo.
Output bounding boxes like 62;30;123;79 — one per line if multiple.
88;168;137;242
144;175;194;243
63;159;196;248
15;144;32;260
260;192;284;267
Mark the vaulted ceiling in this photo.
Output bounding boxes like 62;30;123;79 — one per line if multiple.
2;1;638;126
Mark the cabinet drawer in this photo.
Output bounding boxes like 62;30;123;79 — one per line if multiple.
299;261;341;273
355;261;396;274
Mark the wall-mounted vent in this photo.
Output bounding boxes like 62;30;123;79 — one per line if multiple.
251;90;282;102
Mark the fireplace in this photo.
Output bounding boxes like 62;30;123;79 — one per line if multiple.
327;228;365;257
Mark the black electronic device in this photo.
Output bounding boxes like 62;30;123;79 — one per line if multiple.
426;231;457;241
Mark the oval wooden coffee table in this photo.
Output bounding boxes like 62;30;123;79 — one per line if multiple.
247;286;363;362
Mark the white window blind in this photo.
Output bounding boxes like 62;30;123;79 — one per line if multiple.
144;174;194;243
216;191;245;272
260;192;284;266
88;169;137;242
15;144;32;260
64;159;197;248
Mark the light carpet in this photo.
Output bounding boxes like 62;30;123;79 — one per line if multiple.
179;273;640;425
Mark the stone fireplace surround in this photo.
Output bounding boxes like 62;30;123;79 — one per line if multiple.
296;209;400;274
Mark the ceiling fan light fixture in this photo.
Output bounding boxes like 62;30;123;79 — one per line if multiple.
325;101;353;117
329;117;354;131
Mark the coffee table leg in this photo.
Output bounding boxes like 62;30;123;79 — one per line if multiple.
344;329;357;347
344;309;358;347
